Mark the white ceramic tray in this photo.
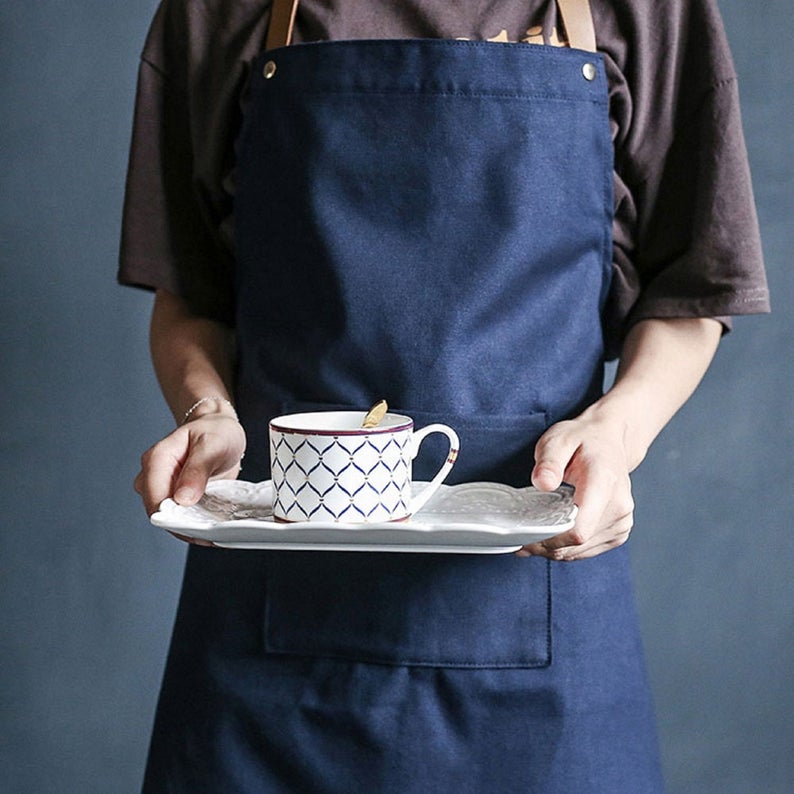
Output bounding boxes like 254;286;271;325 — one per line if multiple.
152;480;576;554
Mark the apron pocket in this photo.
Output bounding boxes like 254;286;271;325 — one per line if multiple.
264;551;551;669
275;401;550;487
402;407;550;487
263;402;552;669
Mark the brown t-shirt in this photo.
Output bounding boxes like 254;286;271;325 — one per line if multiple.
118;0;770;355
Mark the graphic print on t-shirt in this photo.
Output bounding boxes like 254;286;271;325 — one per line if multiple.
460;22;568;47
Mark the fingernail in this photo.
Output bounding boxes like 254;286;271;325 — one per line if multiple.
531;468;553;488
174;487;196;504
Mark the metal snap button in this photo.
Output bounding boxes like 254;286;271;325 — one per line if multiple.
582;62;597;81
263;60;277;79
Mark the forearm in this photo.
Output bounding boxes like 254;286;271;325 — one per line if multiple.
582;317;723;471
150;288;237;424
133;289;244;514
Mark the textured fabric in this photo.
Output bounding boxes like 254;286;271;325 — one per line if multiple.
144;545;662;793
233;39;613;478
142;35;664;792
118;0;769;355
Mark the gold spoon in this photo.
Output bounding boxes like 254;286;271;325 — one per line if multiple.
362;399;388;428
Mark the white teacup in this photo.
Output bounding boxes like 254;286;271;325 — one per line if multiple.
269;411;459;523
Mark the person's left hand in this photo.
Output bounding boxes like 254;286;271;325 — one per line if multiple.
516;410;636;561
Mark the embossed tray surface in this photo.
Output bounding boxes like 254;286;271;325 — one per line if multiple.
151;480;577;554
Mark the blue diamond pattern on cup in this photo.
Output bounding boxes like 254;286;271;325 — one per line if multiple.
271;430;415;522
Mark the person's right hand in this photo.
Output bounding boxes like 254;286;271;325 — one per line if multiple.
134;414;247;517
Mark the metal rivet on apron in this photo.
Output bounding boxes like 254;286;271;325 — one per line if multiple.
582;63;597;81
263;60;277;79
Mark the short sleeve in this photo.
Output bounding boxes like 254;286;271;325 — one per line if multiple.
118;59;231;323
627;76;769;327
117;0;270;324
598;0;769;352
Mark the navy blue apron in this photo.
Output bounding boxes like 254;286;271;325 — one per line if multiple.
143;2;664;791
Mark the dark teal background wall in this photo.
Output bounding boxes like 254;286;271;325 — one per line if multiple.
1;1;791;791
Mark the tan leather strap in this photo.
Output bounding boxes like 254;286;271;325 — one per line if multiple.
265;0;596;53
557;0;597;52
265;0;299;50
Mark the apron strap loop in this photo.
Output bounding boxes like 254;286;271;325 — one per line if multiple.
557;0;597;52
266;0;597;53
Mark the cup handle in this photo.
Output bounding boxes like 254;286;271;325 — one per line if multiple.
409;423;460;515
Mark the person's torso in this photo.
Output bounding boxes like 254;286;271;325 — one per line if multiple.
234;0;612;487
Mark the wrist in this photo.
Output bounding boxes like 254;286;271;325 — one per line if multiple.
578;393;651;472
181;396;239;425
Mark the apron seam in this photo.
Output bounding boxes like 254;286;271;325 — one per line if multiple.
266;88;607;104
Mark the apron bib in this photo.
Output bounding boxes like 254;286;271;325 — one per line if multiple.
144;2;663;790
234;37;612;481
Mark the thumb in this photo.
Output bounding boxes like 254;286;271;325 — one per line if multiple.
172;418;246;506
531;460;564;492
172;439;217;506
532;427;578;492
